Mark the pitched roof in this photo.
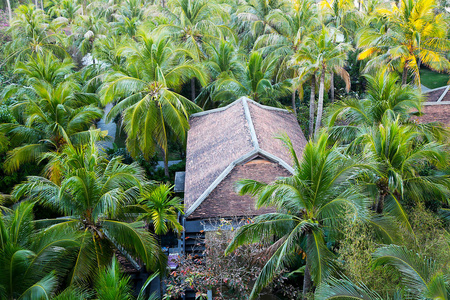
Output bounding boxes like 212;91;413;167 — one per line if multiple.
414;86;450;126
184;97;307;218
424;86;448;103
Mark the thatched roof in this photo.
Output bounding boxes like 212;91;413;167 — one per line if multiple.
414;86;450;127
184;97;307;219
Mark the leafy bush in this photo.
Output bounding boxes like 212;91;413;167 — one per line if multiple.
402;204;450;271
106;145;135;164
336;220;400;296
0;105;15;124
0;155;42;194
150;160;186;183
164;219;300;300
105;145;185;183
0;9;8;40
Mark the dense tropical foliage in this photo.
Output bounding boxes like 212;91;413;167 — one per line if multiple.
1;0;450;298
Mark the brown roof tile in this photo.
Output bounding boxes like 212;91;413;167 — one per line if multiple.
248;101;307;166
184;97;307;219
414;104;450;127
425;87;446;102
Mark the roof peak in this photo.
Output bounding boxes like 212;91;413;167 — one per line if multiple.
190;97;291;118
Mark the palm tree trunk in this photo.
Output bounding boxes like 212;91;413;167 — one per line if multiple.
81;0;87;15
309;74;315;138
164;152;169;178
5;0;12;24
40;0;44;11
402;65;408;85
161;0;165;7
314;67;325;137
34;0;39;9
330;72;335;102
376;192;386;214
292;90;297;116
191;78;196;102
302;255;312;299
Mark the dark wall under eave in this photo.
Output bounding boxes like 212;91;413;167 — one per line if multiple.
188;159;290;220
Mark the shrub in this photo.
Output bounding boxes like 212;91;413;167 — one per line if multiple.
336;220;400;296
164;219;300;300
403;203;450;271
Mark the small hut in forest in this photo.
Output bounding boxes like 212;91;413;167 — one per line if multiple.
175;97;307;254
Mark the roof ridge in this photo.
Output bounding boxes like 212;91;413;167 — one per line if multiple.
245;98;293;113
437;86;450;102
190;98;243;118
425;85;450;93
243;98;295;173
242;98;259;149
245;98;296;174
189;97;292;119
424;101;450;106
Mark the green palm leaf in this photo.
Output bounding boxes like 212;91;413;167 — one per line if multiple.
102;220;165;271
373;245;434;295
17;273;58;300
315;276;384;300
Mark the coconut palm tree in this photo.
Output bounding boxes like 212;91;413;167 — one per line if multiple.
12;134;166;285
194;39;246;109
357;0;450;86
3;5;69;65
92;34;126;70
156;0;229;58
233;0;290;49
327;69;423;143
292;26;352;137
253;0;320;57
225;133;371;299
101;32;205;177
5;0;12;24
120;0;145;19
48;0;81;24
319;0;360;102
55;258;159;300
0;201;79;300
351;117;450;235
320;0;360;43
14;53;75;86
315;245;450;299
291;46;320;137
0;57;103;173
73;12;109;55
134;183;183;236
152;0;230;101
215;51;291;106
315;277;386;300
253;0;320;115
111;15;141;39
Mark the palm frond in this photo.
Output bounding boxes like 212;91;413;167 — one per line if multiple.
315;276;384;300
373;244;435;294
102;220;166;272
